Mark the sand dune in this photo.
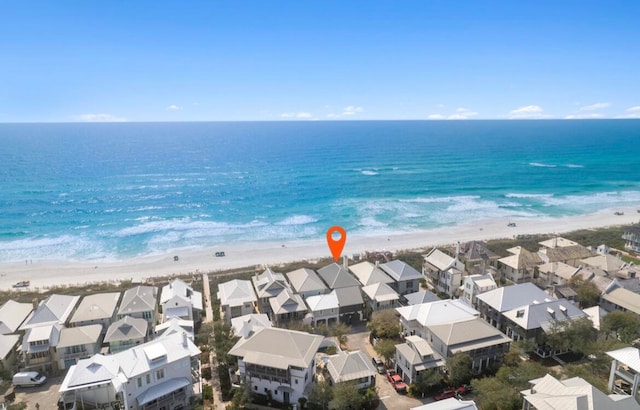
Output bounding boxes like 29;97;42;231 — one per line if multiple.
1;206;638;290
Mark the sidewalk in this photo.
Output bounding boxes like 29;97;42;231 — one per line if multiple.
202;272;226;409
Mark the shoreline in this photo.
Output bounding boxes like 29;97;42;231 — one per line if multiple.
1;206;638;290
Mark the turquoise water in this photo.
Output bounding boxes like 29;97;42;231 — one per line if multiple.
1;120;639;261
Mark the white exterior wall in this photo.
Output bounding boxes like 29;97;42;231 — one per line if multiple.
162;296;193;321
222;301;255;323
239;359;313;404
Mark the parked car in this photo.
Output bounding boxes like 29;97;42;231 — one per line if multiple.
372;357;385;374
434;387;456;401
456;384;472;398
386;370;407;393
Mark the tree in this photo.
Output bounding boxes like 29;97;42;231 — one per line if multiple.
374;339;397;365
496;360;551;391
228;383;252;410
329;382;366;410
411;368;443;396
471;377;521;410
569;276;600;308
367;309;401;339
601;310;640;343
330;322;351;348
447;353;473;387
307;380;333;410
213;321;239;366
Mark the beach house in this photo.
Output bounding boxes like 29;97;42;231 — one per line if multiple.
536;262;580;287
56;324;102;370
285;268;328;299
268;288;308;325
334;286;365;323
305;290;340;326
601;280;640;316
317;262;361;289
455;241;500;273
217;279;258;323
69;292;121;335
230;314;273;339
380;260;423;296
159;278;203;323
498;246;542;284
228;327;324;405
104;316;148;353
252;267;292;316
325;350;377;389
395;335;445;385
396;299;479;339
423;247;466;297
0;334;20;375
461;273;498;308
154;317;195;340
402;290;440;306
362;282;400;312
349;261;395;287
623;226;640;253
537;237;593;267
476;282;551;330
117;286;158;332
59;332;201;410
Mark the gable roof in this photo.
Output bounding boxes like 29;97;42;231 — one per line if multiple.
268;289;307;315
539;237;580;248
217;279;257;307
0;300;32;334
581;254;627;273
540;245;593;264
154;317;194;340
458;241;498;262
334;286;364;308
228;327;323;369
326;350;377;383
499;246;542;270
20;294;80;330
602;287;640;314
503;299;586;331
607;347;640;373
424;248;459;271
118;286;157;315
476;283;551;313
538;262;580;281
0;334;20;360
104;316;148;343
23;324;62;351
429;318;511;353
252;267;290;298
582;306;607;331
318;263;360;289
465;273;498;292
362;282;400;302
230;314;272;339
380;260;423;282
404;290;441;306
349;261;395;286
58;324;102;348
396;299;478;327
306;290;339;312
285;268;328;294
160;279;203;311
70;292;121;324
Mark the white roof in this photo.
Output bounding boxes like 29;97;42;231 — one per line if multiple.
252;267;290;298
23;324;61;352
396;299;478;327
160;279;203;311
230;314;272;339
362;282;399;302
429;318;511;353
228;327;323;369
0;300;32;334
20;294;80;330
285;268;328;294
0;334;20;360
476;283;551;313
305;290;339;312
380;260;423;282
118;286;157;315
104;316;147;343
602;287;640;315
537;262;579;281
268;289;307;315
58;324;102;348
217;279;257;307
155;317;194;340
326;350;377;383
349;261;394;286
607;347;640;373
539;237;579;248
503;299;586;331
70;292;121;323
582;306;607;331
424;248;457;271
411;398;478;410
137;377;191;406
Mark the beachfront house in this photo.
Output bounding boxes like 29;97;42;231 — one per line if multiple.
536;262;579;287
104;316;148;353
362;282;400;312
349;261;395;287
228;327;324;405
395;335;445;385
217;279;258;323
155;317;195;340
117;286;158;332
0;300;32;335
475;282;552;331
334;286;365;323
581;253;628;276
455;241;500;273
285;268;328;299
402;290;440;306
59;332;201;410
57;324;102;370
159;278;203;323
325;350;377;389
268;288;308;325
537;237;593;267
423;248;466;297
396;299;479;340
461;273;498;308
607;346;640;400
231;314;273;339
305;290;340;327
523;373;640;410
317;262;361;289
623;226;640;253
380;260;422;296
69;292;121;335
498;246;542;284
18;294;80;373
252;267;292;316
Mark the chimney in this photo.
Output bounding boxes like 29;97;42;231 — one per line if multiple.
456;241;461;261
553;237;558;248
343;255;348;269
32;298;39;310
375;260;379;267
182;331;188;347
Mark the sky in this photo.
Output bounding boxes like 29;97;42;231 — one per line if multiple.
1;1;639;122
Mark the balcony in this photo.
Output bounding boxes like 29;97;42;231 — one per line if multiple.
614;366;639;384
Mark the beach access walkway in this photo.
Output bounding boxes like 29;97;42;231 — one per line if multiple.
202;272;226;409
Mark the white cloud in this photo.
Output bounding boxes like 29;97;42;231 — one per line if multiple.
427;114;445;120
615;106;640;119
342;105;364;116
166;104;182;111
71;113;127;122
327;113;340;119
280;112;314;119
448;107;478;120
564;113;605;119
509;105;552;119
579;102;611;111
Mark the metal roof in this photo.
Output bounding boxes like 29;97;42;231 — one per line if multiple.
217;279;257;307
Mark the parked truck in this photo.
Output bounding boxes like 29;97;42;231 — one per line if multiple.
12;371;46;387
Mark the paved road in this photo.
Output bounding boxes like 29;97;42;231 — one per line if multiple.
13;375;64;410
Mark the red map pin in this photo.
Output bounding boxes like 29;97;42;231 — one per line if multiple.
326;226;347;262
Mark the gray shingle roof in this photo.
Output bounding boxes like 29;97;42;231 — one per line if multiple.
334;286;364;308
318;263;360;289
403;290;440;306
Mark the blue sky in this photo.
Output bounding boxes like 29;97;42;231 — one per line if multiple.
1;1;639;122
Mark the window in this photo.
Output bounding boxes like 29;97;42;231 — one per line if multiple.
143;311;152;320
295;379;298;384
156;369;165;380
137;378;142;388
146;374;151;384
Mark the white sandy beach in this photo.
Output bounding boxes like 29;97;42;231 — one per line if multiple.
1;206;639;291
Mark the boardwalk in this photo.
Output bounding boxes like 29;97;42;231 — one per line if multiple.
202;272;226;409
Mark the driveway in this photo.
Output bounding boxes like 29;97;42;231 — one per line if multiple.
12;375;64;409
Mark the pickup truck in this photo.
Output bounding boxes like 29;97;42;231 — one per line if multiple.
12;281;30;288
386;371;407;393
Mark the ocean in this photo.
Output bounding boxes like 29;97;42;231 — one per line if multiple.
1;120;639;262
